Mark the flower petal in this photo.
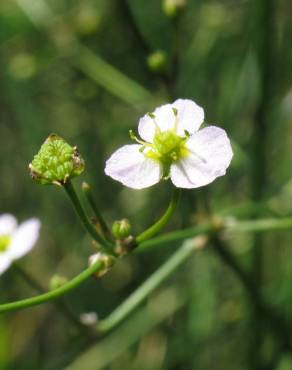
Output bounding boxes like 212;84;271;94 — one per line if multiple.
138;104;176;142
8;219;41;260
105;144;162;189
0;254;12;275
170;126;233;188
172;99;204;136
0;214;17;235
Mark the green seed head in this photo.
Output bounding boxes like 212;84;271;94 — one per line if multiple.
29;134;85;186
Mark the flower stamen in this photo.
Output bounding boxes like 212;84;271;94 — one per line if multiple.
129;130;152;149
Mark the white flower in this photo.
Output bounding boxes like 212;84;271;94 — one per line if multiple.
105;99;233;189
0;214;41;275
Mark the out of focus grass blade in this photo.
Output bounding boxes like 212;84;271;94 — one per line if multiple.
72;45;151;106
15;0;151;106
65;286;186;370
0;316;9;368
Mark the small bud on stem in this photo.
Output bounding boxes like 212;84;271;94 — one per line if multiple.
88;252;115;278
162;0;186;18
112;219;132;240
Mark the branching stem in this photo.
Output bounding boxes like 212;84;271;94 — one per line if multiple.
136;188;181;244
0;260;103;314
96;238;204;333
64;181;114;252
1;215;291;314
82;182;112;240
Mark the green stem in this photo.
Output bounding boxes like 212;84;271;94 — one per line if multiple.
1;216;292;315
65;286;186;370
0;260;103;314
137;223;213;253
82;182;112;240
13;264;89;332
136;188;181;244
137;216;292;253
64;181;114;252
212;237;292;352
96;238;202;333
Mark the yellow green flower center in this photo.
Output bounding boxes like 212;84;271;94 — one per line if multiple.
145;129;189;178
147;129;188;161
130;110;191;178
0;235;11;253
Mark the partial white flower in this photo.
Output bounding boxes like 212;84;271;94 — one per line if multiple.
105;99;233;189
0;214;41;275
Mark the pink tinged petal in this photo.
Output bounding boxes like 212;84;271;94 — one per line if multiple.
105;144;162;189
0;214;17;235
8;219;41;260
172;99;204;136
0;255;12;275
170;126;233;189
138;104;176;143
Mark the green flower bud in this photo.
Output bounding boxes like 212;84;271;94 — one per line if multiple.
49;274;68;290
29;134;85;186
147;51;167;73
88;252;115;278
112;219;132;240
162;0;186;18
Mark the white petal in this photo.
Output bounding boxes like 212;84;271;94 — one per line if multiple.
105;144;162;189
138;104;176;142
172;99;204;136
170;126;233;189
0;254;12;275
8;219;41;260
0;214;17;235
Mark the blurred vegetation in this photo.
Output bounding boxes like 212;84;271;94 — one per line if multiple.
0;0;292;369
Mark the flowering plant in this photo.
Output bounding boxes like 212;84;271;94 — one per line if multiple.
0;214;40;275
105;99;233;189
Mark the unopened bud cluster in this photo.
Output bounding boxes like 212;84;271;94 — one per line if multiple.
29;134;85;185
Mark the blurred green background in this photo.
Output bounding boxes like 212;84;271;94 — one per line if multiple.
1;0;292;369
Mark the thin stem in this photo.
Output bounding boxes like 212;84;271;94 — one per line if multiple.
82;182;111;240
64;181;114;252
212;238;292;352
96;238;204;333
1;215;292;315
0;260;103;314
137;216;292;253
250;0;276;365
63;286;186;370
227;217;292;233
137;223;214;253
13;264;89;332
136;188;181;244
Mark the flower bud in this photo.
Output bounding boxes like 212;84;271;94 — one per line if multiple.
162;0;186;18
88;252;115;278
147;51;167;73
29;134;85;186
49;274;68;290
112;219;132;240
79;312;98;326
